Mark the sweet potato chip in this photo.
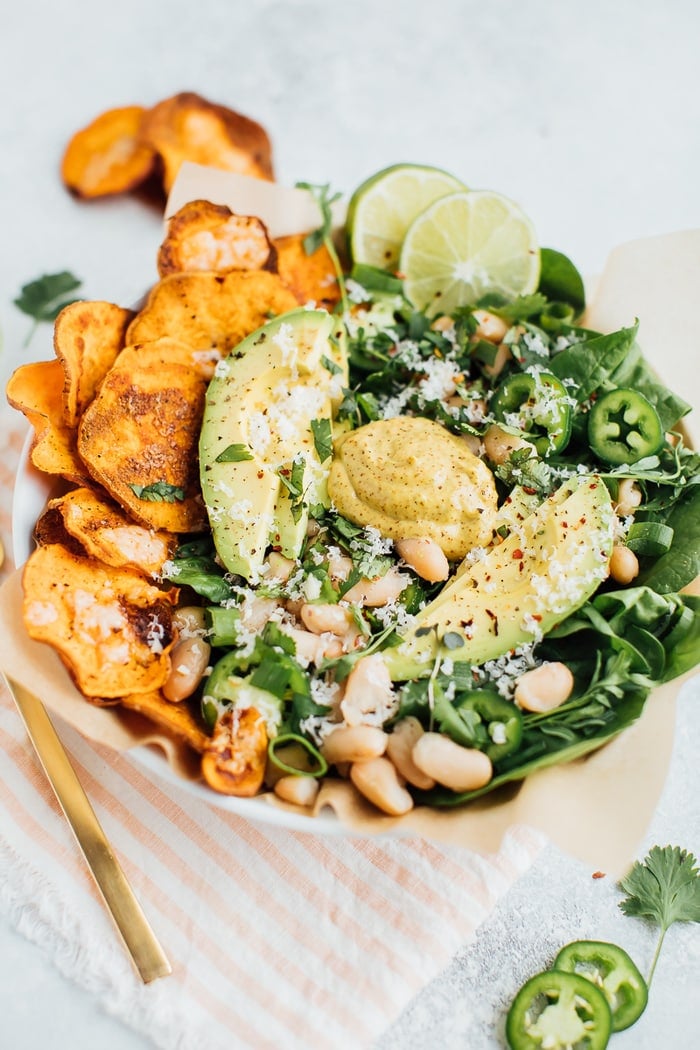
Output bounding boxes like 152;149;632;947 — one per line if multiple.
6;360;91;484
54;300;134;427
201;707;268;796
22;543;178;698
77;339;210;533
138;92;274;194
125;270;298;353
119;690;209;752
157;199;277;277
45;487;178;577
61;105;157;199
274;234;341;309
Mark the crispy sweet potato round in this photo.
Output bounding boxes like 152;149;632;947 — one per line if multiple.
138;92;274;194
158;199;277;277
274;233;341;310
61;105;157;199
201;707;268;796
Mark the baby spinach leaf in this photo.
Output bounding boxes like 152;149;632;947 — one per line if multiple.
538;248;586;315
550;322;639;400
636;486;700;594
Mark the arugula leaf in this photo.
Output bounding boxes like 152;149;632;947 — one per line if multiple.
130;481;185;503
215;443;254;463
14;270;83;347
537;247;586;314
619;845;700;984
310;418;333;462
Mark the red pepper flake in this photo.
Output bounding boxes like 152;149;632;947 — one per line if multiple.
579;516;587;525
512;549;524;559
257;470;265;479
523;486;537;495
592;871;606;879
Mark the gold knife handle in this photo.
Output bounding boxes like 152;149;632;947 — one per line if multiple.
5;675;171;983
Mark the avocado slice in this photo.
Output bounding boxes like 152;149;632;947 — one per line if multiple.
384;477;615;680
199;308;345;580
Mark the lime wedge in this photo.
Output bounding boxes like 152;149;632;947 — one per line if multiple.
400;190;540;315
347;164;465;272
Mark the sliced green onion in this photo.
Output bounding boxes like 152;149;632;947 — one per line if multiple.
540;300;575;332
349;262;404;294
205;605;241;647
625;521;674;557
268;733;329;778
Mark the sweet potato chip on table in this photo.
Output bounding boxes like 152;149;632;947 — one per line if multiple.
61;104;157;199
157;199;277;276
6;359;92;484
22;543;178;699
53;300;134;427
76;339;210;533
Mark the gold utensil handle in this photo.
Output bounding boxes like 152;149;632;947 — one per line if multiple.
4;675;171;983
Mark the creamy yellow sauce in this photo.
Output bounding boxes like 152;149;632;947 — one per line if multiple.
328;416;498;559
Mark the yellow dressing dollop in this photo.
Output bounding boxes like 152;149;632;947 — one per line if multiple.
328;416;497;559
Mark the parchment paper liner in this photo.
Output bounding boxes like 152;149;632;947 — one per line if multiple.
2;164;698;876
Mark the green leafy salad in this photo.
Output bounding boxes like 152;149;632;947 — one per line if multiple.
163;164;700;814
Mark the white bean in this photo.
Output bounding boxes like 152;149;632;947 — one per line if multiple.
172;605;207;638
273;775;320;807
163;636;211;702
473;309;509;344
386;717;436;789
482;424;535;466
340;653;396;728
395;537;450;582
343;567;409;607
321;725;388;765
514;661;574;713
300;602;354;636
350;757;414;816
265;552;296;582
609;545;640;585
614;479;642;517
283;627;343;665
411;733;493;792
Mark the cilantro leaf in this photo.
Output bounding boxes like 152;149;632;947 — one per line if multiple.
14;271;82;347
295;180;348;314
215;443;254;463
130;482;185;503
619;845;700;984
310;418;333;463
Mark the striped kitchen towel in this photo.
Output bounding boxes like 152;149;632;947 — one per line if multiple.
0;409;544;1049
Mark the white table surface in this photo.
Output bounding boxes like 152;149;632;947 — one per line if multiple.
1;2;699;1047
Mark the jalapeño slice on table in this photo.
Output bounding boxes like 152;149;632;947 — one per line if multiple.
506;969;612;1050
490;370;572;457
587;388;664;465
553;940;648;1032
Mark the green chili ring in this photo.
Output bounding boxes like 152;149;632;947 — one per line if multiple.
268;733;329;778
490;370;572;457
588;388;664;465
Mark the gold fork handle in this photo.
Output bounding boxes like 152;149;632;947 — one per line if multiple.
5;675;171;983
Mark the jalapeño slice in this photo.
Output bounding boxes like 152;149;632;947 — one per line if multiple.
435;688;522;763
553;940;648;1032
491;370;572;457
587;388;663;465
506;969;612;1050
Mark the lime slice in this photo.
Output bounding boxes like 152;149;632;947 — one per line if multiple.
400;190;540;315
347;164;465;271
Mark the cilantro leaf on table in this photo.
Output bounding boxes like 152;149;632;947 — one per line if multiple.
619;845;700;984
14;271;82;347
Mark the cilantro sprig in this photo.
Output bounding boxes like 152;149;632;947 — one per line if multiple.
296;181;349;316
14;271;82;347
619;844;700;985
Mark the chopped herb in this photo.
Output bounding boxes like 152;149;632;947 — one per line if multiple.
130;481;185;503
14;271;82;347
296;180;348;315
310;417;333;462
215;443;254;463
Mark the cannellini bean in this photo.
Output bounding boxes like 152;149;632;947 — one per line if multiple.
163;636;211;702
350;757;414;816
340;653;396;728
343;567;409;607
514;661;574;713
283;627;343;665
430;314;455;333
609;545;640;585
300;602;354;636
614;479;643;517
461;433;483;457
386;717;436;789
273;775;321;807
482;424;535;466
172;605;207;637
395;537;449;582
241;594;281;631
327;550;354;582
265;552;296;582
321;725;388;765
411;733;493;792
473;309;509;343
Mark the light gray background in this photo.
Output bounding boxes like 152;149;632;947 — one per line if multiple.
1;1;699;1047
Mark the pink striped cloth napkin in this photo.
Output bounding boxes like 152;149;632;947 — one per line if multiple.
0;409;544;1049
